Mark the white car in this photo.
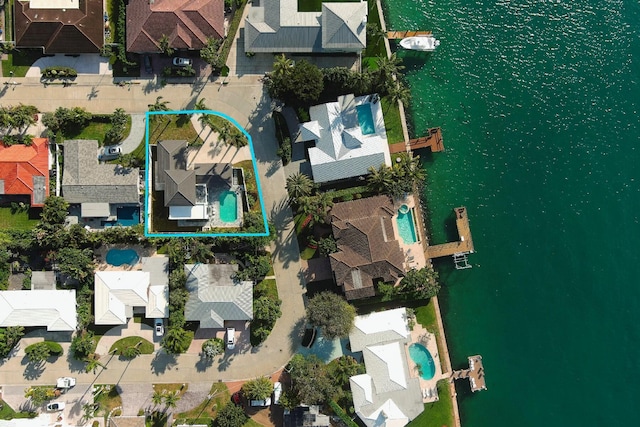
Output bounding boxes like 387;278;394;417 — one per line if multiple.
46;402;65;412
272;381;282;405
173;57;193;67
56;377;76;390
226;327;235;350
154;319;164;337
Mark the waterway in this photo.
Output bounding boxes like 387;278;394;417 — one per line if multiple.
383;0;640;425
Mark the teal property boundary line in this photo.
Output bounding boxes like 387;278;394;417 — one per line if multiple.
143;110;270;238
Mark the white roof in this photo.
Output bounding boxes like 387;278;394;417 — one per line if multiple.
0;290;77;331
30;0;79;9
349;308;423;427
303;94;391;183
94;271;168;325
0;414;51;427
81;202;111;218
169;205;208;220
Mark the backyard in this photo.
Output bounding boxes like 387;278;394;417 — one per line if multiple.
174;382;229;425
147;114;203;146
0;207;40;230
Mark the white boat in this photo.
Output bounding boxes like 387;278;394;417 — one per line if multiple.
399;36;440;52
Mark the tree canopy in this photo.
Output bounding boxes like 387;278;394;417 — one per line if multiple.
306;292;356;340
242;376;273;400
215;402;248;427
286;354;337;405
265;58;324;107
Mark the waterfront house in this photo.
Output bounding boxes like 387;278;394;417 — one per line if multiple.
94;256;169;325
62;140;140;227
297;94;391;184
126;0;224;53
0;138;49;207
349;308;423;427
0;290;77;331
184;263;253;329
245;0;367;53
329;196;406;300
14;0;104;54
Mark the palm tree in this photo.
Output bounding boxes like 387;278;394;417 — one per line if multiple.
286;172;314;202
226;130;248;147
367;165;393;193
216;121;232;144
375;53;405;91
195;98;208;111
299;193;333;227
152;390;165;406
163;391;180;411
386;79;411;111
157;34;174;56
84;354;106;374
272;54;294;77
148;96;170;112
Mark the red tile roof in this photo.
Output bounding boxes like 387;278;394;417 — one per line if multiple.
329;196;406;300
0;138;49;207
126;0;224;53
14;0;104;54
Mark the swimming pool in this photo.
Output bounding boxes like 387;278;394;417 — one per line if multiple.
396;209;418;244
219;191;238;223
408;343;436;380
106;249;139;266
356;104;376;135
102;206;140;227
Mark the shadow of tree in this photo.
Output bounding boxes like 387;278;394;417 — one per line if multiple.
65;351;86;373
216;352;235;372
150;352;178;375
195;356;214;372
287;316;307;355
22;359;45;380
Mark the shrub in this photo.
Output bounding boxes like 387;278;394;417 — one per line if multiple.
276;137;292;165
41;67;77;79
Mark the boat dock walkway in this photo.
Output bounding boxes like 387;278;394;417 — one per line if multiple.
424;207;474;261
389;127;445;154
450;355;487;392
387;30;432;39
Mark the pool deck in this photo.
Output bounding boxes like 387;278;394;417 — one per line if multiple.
406;320;450;403
95;244;159;271
391;194;428;271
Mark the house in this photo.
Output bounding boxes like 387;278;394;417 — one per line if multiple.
329;196;405;300
94;256;169;325
245;0;367;53
14;0;104;54
283;406;330;427
62;140;139;225
0;290;77;331
349;308;423;427
154;140;233;222
184;263;253;329
126;0;224;53
297;94;391;184
0;138;49;207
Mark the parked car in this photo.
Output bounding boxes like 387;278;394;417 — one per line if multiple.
226;327;235;350
272;381;282;405
56;377;76;390
173;57;192;67
46;402;65;412
144;55;153;73
104;146;122;157
154;318;164;337
231;391;243;407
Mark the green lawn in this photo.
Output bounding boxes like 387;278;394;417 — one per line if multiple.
0;207;40;230
109;336;154;355
298;0;359;12
381;96;405;144
363;0;387;62
148;115;203;146
407;379;454;427
415;300;449;380
0;399;35;420
64;116;132;146
1;50;43;78
244;419;264;427
175;382;229;420
94;385;122;420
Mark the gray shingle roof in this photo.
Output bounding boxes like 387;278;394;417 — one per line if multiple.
245;0;367;53
62;140;139;204
184;263;253;328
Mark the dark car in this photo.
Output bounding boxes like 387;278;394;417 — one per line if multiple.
231;391;243;407
144;55;153;74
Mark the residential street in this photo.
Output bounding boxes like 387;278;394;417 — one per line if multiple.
0;6;307;404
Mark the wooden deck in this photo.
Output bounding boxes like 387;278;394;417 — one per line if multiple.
424;207;474;259
388;127;445;154
449;354;487;392
387;30;432;40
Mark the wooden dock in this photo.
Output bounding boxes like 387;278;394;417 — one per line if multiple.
389;127;445;154
387;30;432;40
424;207;474;260
450;355;487;392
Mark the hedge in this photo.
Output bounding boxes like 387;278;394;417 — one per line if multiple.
24;341;64;356
329;401;359;427
41;67;77;79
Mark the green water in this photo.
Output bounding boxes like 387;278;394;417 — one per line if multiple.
383;0;640;425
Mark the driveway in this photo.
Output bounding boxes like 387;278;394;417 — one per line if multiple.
25;54;112;77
